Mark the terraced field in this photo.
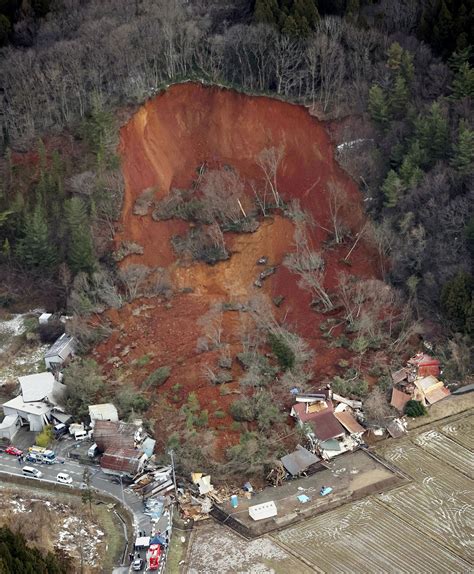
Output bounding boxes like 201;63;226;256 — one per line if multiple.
272;409;474;573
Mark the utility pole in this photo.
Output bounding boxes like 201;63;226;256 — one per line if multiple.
168;449;178;499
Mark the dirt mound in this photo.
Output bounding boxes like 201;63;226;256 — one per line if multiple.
95;83;379;458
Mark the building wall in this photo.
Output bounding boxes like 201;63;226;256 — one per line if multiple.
28;413;46;432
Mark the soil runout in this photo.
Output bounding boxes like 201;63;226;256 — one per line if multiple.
95;83;379;456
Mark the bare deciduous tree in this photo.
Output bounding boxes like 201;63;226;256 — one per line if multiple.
201;168;245;226
198;303;224;349
118;264;150;300
256;145;285;208
327;180;348;244
284;222;333;311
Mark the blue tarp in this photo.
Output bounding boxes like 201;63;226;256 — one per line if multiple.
149;535;166;546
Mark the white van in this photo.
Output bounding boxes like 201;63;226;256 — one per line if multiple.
74;430;88;441
22;466;42;479
56;472;73;485
88;443;99;458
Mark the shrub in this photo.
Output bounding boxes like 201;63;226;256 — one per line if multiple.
116;386;150;418
214;410;226;419
268;333;295;370
134;354;152;367
195;410;209;427
405;400;427;417
230;397;256;422
142;366;171;390
35;425;53;447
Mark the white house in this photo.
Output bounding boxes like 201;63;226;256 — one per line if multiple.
44;333;76;370
2;372;67;432
88;403;119;427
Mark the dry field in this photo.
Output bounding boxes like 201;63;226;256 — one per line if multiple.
270;409;474;574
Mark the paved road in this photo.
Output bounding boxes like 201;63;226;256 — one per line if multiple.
0;449;158;571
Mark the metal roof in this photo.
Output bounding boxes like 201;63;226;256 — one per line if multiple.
3;395;51;415
280;445;320;475
88;403;118;422
45;333;75;359
390;388;412;412
18;372;65;404
334;411;365;435
308;410;346;442
101;447;144;475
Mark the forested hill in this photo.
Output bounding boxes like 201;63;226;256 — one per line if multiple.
0;0;472;377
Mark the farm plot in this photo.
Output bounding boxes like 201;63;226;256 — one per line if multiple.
413;430;474;477
440;413;474;451
377;482;473;561
273;498;470;574
377;440;473;493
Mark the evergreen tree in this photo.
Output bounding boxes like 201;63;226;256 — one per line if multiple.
345;0;359;22
415;102;449;166
381;170;404;208
451;120;474;175
368;85;389;128
15;201;57;270
441;272;473;332
400;50;414;82
294;0;319;28
254;0;280;25
450;62;474;99
387;42;403;70
390;75;409;118
65;197;96;275
282;14;299;36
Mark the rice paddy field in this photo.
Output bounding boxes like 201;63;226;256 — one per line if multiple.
272;408;474;574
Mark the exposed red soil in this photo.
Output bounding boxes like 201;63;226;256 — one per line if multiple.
94;83;380;459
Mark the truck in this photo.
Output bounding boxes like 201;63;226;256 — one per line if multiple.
27;445;56;464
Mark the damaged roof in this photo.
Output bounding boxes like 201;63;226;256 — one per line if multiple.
101;447;144;475
308;410;346;442
291;400;333;423
391;388;412;412
280;445;320;476
94;420;135;451
334;411;365;435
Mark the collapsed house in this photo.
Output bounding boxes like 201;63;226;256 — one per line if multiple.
93;419;154;478
391;353;449;412
2;372;68;434
290;392;364;460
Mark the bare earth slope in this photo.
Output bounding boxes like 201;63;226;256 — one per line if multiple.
94;83;379;455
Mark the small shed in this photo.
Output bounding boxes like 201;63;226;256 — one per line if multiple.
249;501;277;521
45;333;76;370
280;445;320;476
89;403;119;427
39;313;52;325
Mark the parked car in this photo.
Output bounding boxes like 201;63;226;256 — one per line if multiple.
5;446;23;456
132;558;144;571
56;472;73;485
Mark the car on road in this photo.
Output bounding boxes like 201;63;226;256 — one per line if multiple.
5;446;23;456
132;558;144;571
22;466;42;478
56;472;73;485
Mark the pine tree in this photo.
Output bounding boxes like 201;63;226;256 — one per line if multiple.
254;0;280;25
390;75;409;118
381;170;404;208
282;14;299;36
293;0;319;28
368;85;389;128
415;102;449;166
15;202;57;270
450;62;474;99
441;272;473;332
451;120;474;175
345;0;360;22
65;197;96;275
387;42;403;70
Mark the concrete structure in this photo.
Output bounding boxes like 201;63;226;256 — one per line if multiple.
44;333;76;370
2;372;67;432
0;414;21;440
2;395;54;432
88;403;119;427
